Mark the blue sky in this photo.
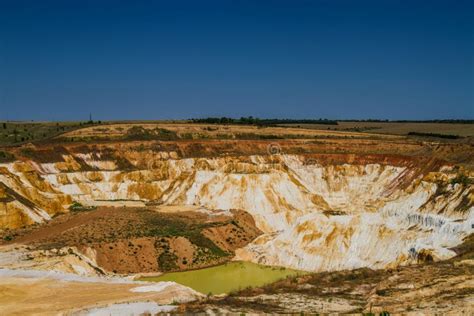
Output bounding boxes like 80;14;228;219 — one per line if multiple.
0;0;473;121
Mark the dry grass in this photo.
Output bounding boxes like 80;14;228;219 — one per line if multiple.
0;121;99;145
60;123;401;141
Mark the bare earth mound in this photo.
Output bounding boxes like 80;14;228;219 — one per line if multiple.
2;207;261;274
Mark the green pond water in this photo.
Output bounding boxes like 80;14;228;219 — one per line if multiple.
139;261;305;295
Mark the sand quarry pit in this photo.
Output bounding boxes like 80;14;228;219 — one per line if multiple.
0;134;473;314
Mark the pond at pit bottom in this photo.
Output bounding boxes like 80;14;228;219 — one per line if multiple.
139;261;305;295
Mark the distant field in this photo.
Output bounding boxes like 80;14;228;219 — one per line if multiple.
60;122;401;142
279;122;474;137
0;121;90;146
1;120;472;147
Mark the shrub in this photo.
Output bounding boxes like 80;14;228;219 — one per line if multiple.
376;289;387;296
0;151;15;163
69;201;95;212
450;174;472;186
158;251;179;271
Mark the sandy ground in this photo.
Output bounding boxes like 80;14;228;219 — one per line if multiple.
0;275;200;315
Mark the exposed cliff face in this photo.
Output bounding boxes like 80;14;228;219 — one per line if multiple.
0;143;472;273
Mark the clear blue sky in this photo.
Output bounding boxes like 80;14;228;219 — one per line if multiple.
0;0;473;121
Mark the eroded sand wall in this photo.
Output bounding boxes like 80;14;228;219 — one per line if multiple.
0;148;472;272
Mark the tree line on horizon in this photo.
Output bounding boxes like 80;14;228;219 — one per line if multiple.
190;117;474;125
190;117;338;125
337;119;474;124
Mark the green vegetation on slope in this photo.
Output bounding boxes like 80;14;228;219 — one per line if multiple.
0;121;102;145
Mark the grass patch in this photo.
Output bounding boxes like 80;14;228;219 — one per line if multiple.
144;214;228;258
0;121;100;145
69;201;96;212
125;126;179;141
